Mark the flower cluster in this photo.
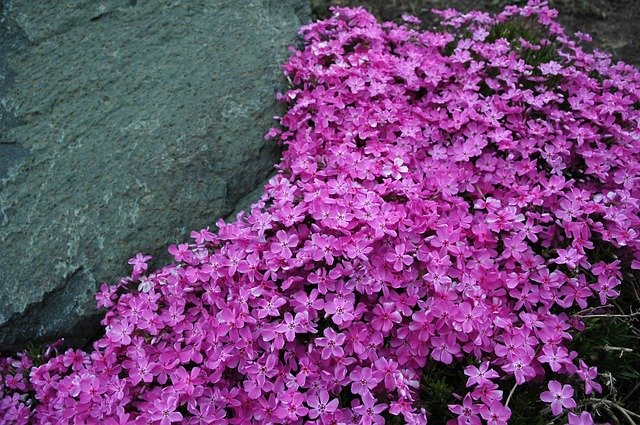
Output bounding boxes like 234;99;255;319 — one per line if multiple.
2;1;640;424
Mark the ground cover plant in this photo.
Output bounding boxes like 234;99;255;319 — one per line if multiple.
1;1;640;423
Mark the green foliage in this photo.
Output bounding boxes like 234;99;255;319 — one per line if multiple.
489;0;528;9
570;272;640;415
504;382;548;425
486;17;560;67
441;29;473;57
22;342;50;369
551;0;608;18
423;378;455;423
417;360;468;424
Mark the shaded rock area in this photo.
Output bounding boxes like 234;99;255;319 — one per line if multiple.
0;0;309;350
0;0;28;180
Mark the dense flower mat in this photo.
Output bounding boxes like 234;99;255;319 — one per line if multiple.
2;1;639;424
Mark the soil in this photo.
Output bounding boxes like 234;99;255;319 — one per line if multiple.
311;0;640;67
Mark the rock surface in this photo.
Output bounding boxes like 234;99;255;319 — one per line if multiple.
0;0;309;350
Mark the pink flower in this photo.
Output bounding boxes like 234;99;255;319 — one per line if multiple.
351;366;381;396
374;357;400;390
464;362;500;387
577;360;602;395
346;237;374;261
222;248;246;276
479;401;511;425
567;411;595;425
4;4;640;424
384;243;414;271
170;366;205;396
123;356;155;385
257;295;286;319
353;392;387;425
538;345;570;372
371;302;403;333
306;390;339;419
471;383;504;405
382;158;408;179
270;230;299;259
168;243;190;262
190;227;215;244
149;393;183;425
128;252;152;276
316;328;346;359
106;319;134;346
276;391;308;420
431;334;461;365
552;247;581;269
275;312;308;342
502;354;536;385
95;283;116;308
324;297;355;326
292;289;324;317
449;394;481;425
540;380;577;416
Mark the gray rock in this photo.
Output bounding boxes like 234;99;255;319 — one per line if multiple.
0;0;309;350
0;0;29;182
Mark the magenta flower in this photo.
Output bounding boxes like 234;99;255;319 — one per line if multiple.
471;382;504;406
464;362;500;387
479;401;511;425
316;328;346;359
371;302;403;333
77;374;106;404
552;247;581;269
431;334;461;365
350;366;381;396
449;394;481;425
389;397;414;421
567;411;595;425
276;391;308;421
540;380;577;416
384;243;414;271
190;227;215;245
306;390;339;419
106;319;134;346
222;248;246;276
256;295;286;319
123;356;155;385
168;243;190;262
577;360;602;395
170;366;205;396
455;302;484;333
353;392;387;425
346;237;374;261
95;283;116;308
2;4;640;424
292;289;324;317
270;230;299;260
324;297;355;326
538;345;571;372
275;312;308;342
382;158;408;180
374;357;400;390
501;353;536;384
149;393;183;425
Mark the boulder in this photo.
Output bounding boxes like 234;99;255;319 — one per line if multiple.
0;0;309;350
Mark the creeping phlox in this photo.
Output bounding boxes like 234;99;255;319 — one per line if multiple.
2;1;639;424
